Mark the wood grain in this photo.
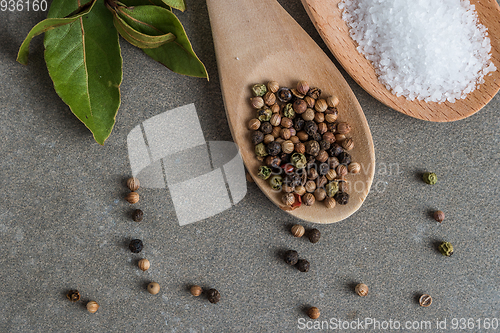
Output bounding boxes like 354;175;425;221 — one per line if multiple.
206;0;375;223
302;0;500;122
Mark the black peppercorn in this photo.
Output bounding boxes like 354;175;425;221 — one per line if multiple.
206;288;221;304
66;290;80;302
129;239;144;253
284;250;299;265
304;121;318;136
334;191;349;205
312;132;322;142
307;87;321;99
132;209;144;222
251;131;264;145
285;173;302;187
305;140;320;156
338;152;352;165
260;121;273;134
328;143;344;157
296;259;310;272
327;122;337;133
318;163;329;176
308;229;321;243
319;140;331;151
294;118;305;131
265;155;281;168
279;153;291;164
266;141;281;156
277;87;292;102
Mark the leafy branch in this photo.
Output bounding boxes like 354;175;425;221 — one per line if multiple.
17;0;207;145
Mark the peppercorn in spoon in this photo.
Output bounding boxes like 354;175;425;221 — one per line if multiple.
206;0;375;223
301;0;500;121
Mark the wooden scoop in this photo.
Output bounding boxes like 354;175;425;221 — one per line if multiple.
206;0;375;223
301;0;500;122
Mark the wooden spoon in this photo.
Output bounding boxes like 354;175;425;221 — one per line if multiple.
206;0;375;223
301;0;500;122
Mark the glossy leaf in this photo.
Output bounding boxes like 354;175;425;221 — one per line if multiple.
44;0;122;145
119;0;185;11
118;0;171;10
17;0;96;65
161;0;185;11
107;3;176;49
117;5;207;79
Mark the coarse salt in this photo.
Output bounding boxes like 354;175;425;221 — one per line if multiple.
339;0;496;103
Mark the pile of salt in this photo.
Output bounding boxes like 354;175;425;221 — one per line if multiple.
338;0;496;103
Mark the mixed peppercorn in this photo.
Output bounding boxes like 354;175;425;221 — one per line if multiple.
248;80;360;209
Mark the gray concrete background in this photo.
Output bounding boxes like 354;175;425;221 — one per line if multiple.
1;1;499;332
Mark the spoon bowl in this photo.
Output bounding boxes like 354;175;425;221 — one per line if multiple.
206;0;375;223
301;0;500;122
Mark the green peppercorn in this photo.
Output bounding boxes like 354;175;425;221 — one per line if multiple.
132;209;143;222
129;239;144;253
269;175;282;191
283;103;296;119
257;108;272;122
255;143;268;157
423;172;437;185
438;242;454;256
252;83;267;97
284;250;299;265
206;289;221;304
308;229;321;243
325;181;339;197
296;259;310;272
257;166;272;180
334;191;349;205
291;153;307;169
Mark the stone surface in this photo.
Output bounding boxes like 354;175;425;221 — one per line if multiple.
1;1;499;332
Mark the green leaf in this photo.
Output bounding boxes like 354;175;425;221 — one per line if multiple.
16;0;97;65
44;0;122;145
160;0;185;11
117;5;207;79
118;0;171;10
119;0;185;11
107;3;176;49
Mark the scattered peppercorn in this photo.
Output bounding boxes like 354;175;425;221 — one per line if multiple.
147;282;160;295
190;285;203;297
423;172;437;185
307;307;320;319
419;294;432;307
66;290;80;302
132;209;144;222
206;288;221;304
291;225;305;237
438;241;454;256
308;229;321;243
355;283;369;296
127;177;140;191
433;210;445;222
129;239;144;253
284;250;299;265
125;192;139;204
138;258;150;271
86;301;99;313
296;259;310;272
